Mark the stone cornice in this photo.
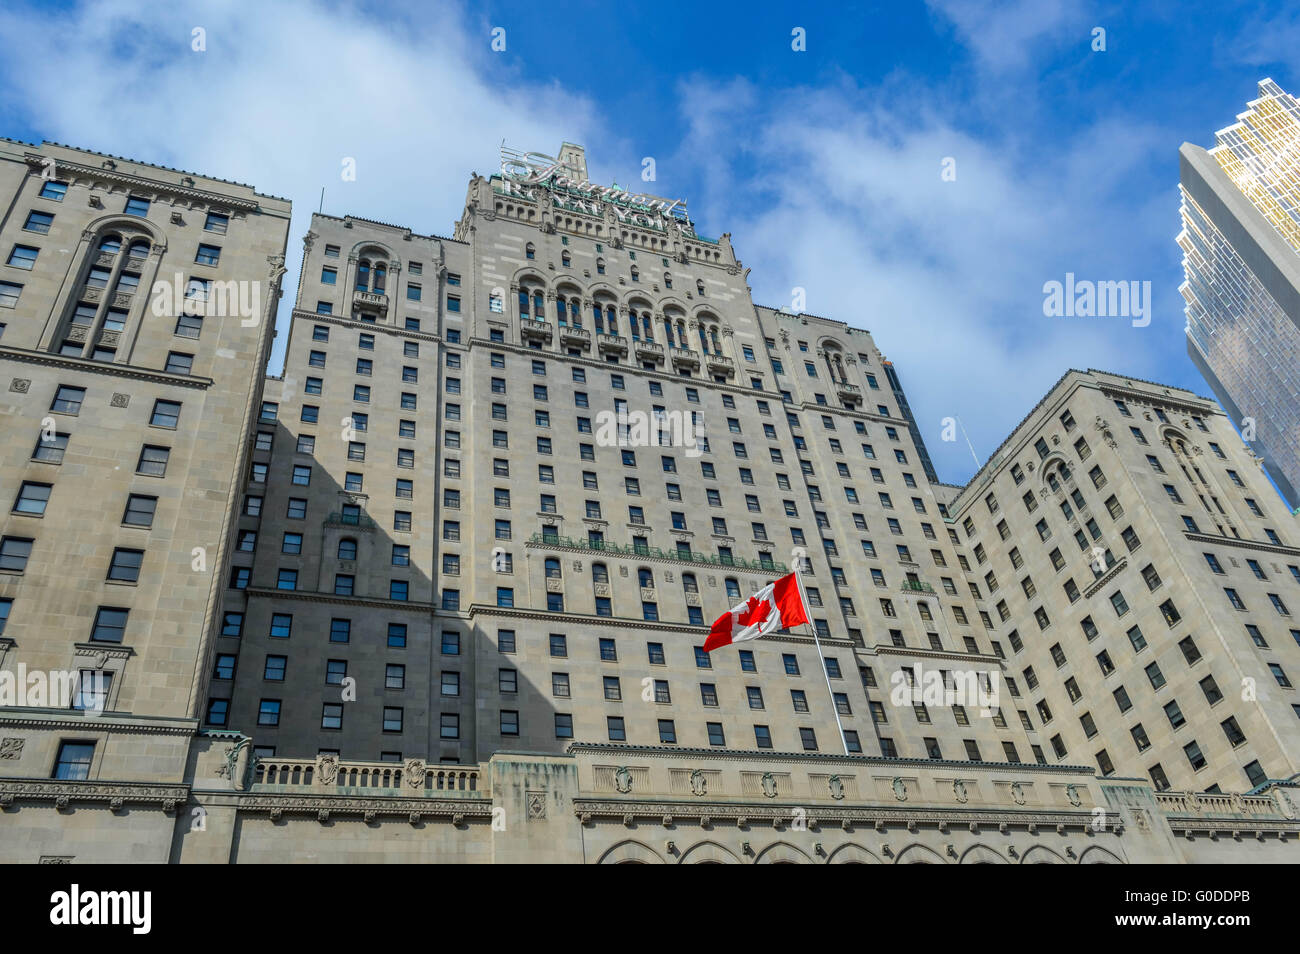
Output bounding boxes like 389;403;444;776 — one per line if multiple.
1082;556;1129;599
566;742;1096;775
0;712;197;735
288;308;442;345
227;792;493;822
1096;381;1216;419
73;642;135;660
26;153;263;211
466;604;853;648
0;778;189;812
1184;531;1300;559
0;346;214;390
791;399;903;430
869;645;1003;667
1164;818;1299;837
465;336;775;401
243;586;433;614
522;537;780;577
571;797;1119;833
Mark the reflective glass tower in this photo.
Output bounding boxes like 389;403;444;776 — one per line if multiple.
1179;78;1300;509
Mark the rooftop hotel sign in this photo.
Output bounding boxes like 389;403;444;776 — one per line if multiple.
498;145;690;224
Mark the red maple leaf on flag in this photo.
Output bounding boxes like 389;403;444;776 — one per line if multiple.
736;595;772;628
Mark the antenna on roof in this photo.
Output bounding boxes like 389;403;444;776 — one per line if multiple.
319;187;324;214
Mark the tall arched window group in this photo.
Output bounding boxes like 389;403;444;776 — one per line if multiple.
57;225;153;361
823;345;849;383
355;256;387;294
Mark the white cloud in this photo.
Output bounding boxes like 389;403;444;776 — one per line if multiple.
0;0;605;370
925;0;1085;74
0;0;1194;485
670;78;1183;481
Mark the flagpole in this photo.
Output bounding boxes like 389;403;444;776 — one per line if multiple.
794;567;850;755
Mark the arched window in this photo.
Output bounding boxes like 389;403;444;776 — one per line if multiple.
556;298;568;325
533;289;544;317
518;288;530;318
629;310;641;340
338;538;358;560
638;568;654;588
664;273;673;289
725;578;741;600
596;257;605;274
545;557;562;579
561;251;571;267
56;225;161;362
592;562;609;584
569;296;582;328
355;259;370;292
526;243;536;260
605;304;617;335
372;262;386;293
630;266;639;282
696;279;705;296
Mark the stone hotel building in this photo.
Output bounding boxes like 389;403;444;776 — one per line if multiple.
0;139;1297;863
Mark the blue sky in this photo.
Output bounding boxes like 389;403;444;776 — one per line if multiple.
1;0;1296;485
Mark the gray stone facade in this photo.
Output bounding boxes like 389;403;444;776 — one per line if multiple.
0;141;1296;862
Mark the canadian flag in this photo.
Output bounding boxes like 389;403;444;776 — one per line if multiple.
704;572;811;652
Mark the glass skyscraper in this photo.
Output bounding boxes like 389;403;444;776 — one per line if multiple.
1179;78;1300;509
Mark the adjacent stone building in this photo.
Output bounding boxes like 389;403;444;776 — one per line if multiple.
0;139;291;861
0;140;1296;862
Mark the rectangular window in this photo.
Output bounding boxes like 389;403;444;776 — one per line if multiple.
52;741;96;780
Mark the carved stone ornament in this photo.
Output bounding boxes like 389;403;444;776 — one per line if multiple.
0;738;24;760
110;393;130;408
760;772;778;798
892;777;908;802
828;775;845;801
1277;789;1298;820
614;765;632;794
689;769;708;797
527;791;546;819
952;779;968;803
1065;783;1082;807
1010;781;1027;806
405;759;425;788
9;378;30;393
317;754;340;786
